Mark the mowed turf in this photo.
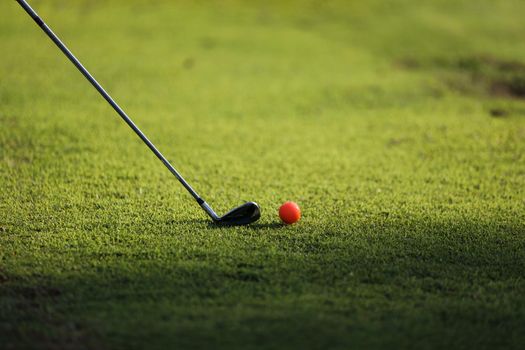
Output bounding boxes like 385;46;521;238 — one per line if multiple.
1;0;525;348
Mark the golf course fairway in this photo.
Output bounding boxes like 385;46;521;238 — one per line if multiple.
1;0;524;348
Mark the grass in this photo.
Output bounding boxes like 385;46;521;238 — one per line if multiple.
1;0;525;349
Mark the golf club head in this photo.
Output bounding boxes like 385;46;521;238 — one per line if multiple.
217;202;261;226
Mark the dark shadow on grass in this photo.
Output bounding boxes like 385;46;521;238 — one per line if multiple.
173;219;284;229
207;221;284;229
246;222;285;229
2;218;525;349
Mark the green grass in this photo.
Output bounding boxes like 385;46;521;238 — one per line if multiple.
1;0;525;349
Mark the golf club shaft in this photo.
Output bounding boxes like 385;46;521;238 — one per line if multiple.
16;0;219;220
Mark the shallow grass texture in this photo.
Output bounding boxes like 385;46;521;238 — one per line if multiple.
1;0;525;349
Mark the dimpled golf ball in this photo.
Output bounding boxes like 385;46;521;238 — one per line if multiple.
279;201;301;224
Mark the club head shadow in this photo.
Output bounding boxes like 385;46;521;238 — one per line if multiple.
216;202;261;226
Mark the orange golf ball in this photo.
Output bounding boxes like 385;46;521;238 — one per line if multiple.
279;201;301;224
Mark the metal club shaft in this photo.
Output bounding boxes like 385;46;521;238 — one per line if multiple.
15;0;219;221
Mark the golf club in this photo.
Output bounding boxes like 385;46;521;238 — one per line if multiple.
15;0;261;226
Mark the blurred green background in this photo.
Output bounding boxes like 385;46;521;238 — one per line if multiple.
1;0;524;349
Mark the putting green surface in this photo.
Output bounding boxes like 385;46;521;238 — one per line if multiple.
1;0;525;348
